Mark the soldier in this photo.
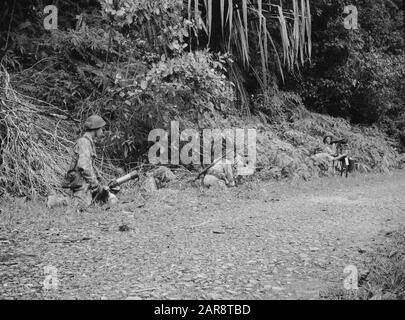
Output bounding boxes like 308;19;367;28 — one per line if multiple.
64;115;108;211
312;135;350;173
203;153;245;188
323;135;350;170
204;160;235;188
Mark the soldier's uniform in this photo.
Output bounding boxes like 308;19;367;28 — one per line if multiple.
313;136;350;173
64;115;106;211
203;155;246;188
205;160;235;187
68;133;100;210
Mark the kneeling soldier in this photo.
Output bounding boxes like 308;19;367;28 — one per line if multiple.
63;115;108;211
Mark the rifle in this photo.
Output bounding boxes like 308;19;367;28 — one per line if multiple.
192;149;235;182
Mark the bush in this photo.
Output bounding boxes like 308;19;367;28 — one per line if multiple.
101;50;236;166
284;0;405;146
247;93;402;181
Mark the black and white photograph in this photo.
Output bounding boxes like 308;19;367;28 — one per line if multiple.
0;0;404;306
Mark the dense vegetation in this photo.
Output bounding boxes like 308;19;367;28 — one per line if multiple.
0;0;404;196
284;0;405;144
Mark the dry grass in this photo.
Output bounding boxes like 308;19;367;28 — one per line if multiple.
363;229;405;299
0;66;76;197
321;228;405;300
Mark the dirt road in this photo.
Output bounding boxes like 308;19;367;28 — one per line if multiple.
1;170;404;299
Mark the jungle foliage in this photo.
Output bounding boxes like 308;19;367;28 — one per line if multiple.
0;0;404;196
282;0;405;147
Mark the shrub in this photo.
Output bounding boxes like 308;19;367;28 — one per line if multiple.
246;93;402;181
98;49;236;166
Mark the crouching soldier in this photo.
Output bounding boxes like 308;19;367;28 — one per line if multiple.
203;160;235;189
203;154;246;189
63;115;113;211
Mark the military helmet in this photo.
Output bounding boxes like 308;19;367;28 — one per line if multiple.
323;135;333;144
84;115;106;130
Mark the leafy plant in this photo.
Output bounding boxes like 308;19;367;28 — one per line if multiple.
185;0;312;110
286;0;404;145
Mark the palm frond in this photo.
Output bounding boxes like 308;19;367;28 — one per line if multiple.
187;0;311;76
186;0;312;109
220;0;225;37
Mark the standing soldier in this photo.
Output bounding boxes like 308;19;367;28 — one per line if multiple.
63;115;108;211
